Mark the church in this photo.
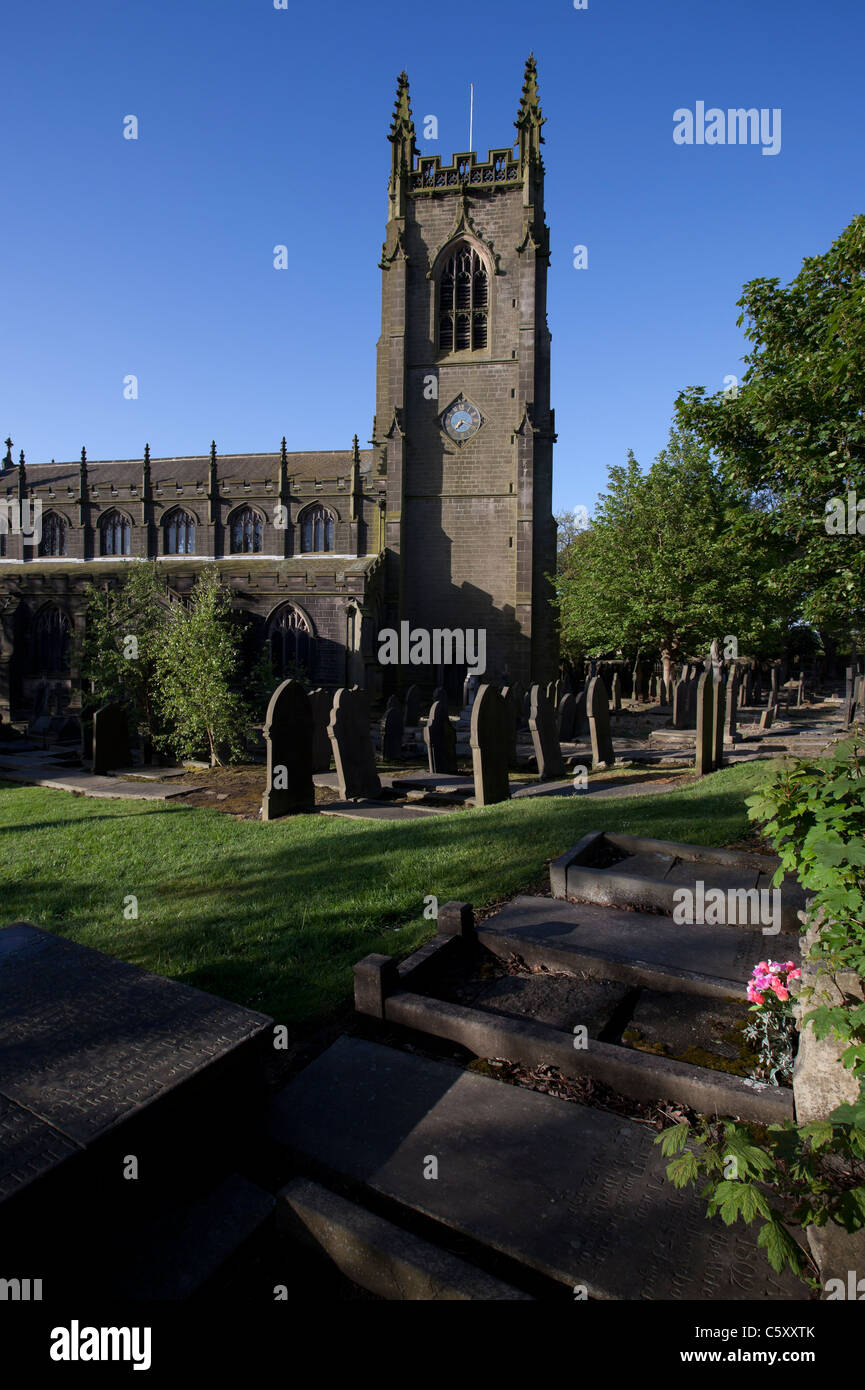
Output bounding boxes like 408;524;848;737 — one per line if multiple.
0;57;557;723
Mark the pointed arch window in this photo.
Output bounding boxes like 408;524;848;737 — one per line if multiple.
268;604;313;677
99;509;131;556
164;508;196;555
300;505;335;553
438;244;488;353
230;506;263;554
32;605;71;673
38;512;67;557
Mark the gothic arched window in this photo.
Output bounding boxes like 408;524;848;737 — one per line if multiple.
230;507;263;554
438;243;488;353
38;512;67;557
268;604;312;677
32;605;71;673
163;508;196;555
300;505;335;553
99;509;131;556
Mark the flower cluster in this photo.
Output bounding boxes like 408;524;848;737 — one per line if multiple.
747;960;801;1006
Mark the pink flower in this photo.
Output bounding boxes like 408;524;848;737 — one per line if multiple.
788;968;802;981
775;987;789;1002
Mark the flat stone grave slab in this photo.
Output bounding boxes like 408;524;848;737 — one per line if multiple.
319;800;439;821
433;969;631;1037
389;773;474;794
621;990;772;1081
0;924;272;1203
271;1036;803;1299
552;832;807;930
476;895;798;997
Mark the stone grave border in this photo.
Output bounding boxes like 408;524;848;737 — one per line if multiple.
550;830;807;931
353;901;791;1124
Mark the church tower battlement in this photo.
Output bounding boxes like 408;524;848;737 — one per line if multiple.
374;56;557;689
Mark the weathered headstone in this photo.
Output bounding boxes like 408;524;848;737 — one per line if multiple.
261;679;315;820
587;676;614;768
404;684;422;727
462;672;480;711
558;692;577;741
328;688;382;800
725;668;740;742
547;679;562;710
470;684;511;806
424;697;457;774
380;695;404;762
574;688;589;736
500;686;519;768
795;675;806;708
610;672;621;713
508;679;526;727
92;703;131;775
672;678;688;729
528;684;565;779
711;675;725;770
308;688;333;772
694;673;715;776
759;702;776;731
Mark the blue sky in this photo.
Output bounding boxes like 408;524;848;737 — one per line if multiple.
2;0;863;516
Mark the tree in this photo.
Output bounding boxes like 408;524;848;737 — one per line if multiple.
79;563;168;754
676;215;865;651
153;569;249;766
555;427;785;689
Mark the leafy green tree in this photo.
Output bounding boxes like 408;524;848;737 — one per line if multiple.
555;428;784;688
153;569;249;766
78;563;168;752
677;215;865;650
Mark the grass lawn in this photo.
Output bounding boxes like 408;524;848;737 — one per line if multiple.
0;760;778;1035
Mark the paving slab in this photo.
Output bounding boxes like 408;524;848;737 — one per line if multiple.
622;990;766;1078
0;765;196;799
476;895;797;997
271;1037;803;1299
0;924;272;1197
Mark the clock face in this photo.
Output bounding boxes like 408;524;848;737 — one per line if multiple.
442;396;482;444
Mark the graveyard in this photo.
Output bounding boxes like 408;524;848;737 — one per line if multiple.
2;7;865;1345
2;665;863;1307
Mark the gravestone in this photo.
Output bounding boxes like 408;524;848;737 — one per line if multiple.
694;673;715;776
610;672;621;713
508;680;526;728
92;703;131;775
261;679;315;820
500;687;519;768
632;662;648;703
711;675;725;770
424;697;457;774
380;695;404;762
558;692;577;741
795;676;806;708
648;674;658;700
432;686;449;713
328;688;382;800
308;688;333;773
845;666;855;706
547;679;562;710
574;688;589;736
759;702;776;731
672;678;688;729
686;671;699;727
462;672;480;711
470;684;511;806
725;668;740;743
587;676;614;768
404;684;422;727
528;685;565;779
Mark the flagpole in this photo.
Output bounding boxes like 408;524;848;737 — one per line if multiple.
469;83;474;152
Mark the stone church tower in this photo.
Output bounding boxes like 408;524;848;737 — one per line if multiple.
374;56;557;692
